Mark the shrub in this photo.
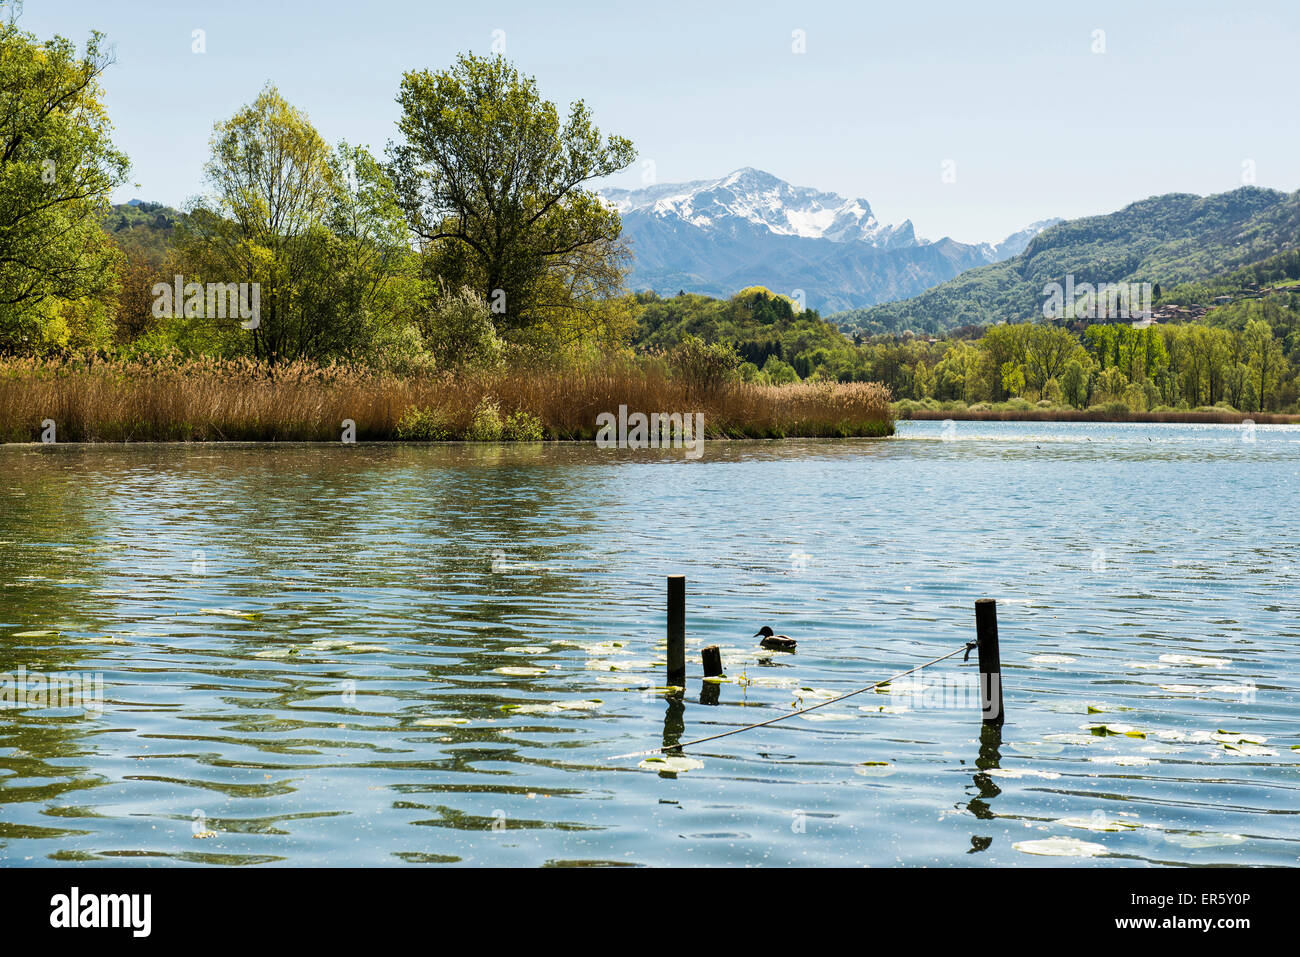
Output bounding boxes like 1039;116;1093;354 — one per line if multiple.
503;409;544;441
670;334;741;395
395;406;451;440
420;286;503;369
466;396;504;441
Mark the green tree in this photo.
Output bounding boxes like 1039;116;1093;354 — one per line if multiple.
1243;318;1284;410
0;11;129;350
1061;358;1090;408
180;86;411;361
388;53;635;333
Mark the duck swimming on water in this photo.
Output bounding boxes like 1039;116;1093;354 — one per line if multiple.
754;625;797;652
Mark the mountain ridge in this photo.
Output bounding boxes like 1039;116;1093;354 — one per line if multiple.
601;168;1058;312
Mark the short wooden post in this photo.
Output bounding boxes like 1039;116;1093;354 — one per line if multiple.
701;644;723;678
667;575;686;686
975;598;1004;725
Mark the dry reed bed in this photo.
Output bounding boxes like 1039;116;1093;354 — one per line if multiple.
0;358;894;442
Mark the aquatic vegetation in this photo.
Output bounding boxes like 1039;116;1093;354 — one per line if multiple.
0;356;893;442
639;755;703;773
1013;837;1109;857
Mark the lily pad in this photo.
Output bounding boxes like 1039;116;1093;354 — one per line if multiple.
494;666;547;677
1159;653;1229;667
1083;723;1146;738
639;755;703;773
1056;815;1141;832
854;761;895;777
1162;831;1247;849
1013;837;1108;857
982;768;1061;780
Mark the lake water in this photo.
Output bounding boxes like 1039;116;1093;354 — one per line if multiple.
1;421;1297;867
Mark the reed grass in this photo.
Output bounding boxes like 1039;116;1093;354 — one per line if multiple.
0;357;894;442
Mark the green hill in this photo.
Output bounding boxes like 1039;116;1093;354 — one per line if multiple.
105;201;186;262
833;187;1300;335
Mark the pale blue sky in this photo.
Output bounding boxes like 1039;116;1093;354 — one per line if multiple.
17;0;1299;243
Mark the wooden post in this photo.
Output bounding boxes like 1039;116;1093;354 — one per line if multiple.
667;575;685;686
701;644;723;678
975;598;1004;725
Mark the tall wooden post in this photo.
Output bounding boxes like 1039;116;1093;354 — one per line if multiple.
667;575;685;686
975;598;1004;725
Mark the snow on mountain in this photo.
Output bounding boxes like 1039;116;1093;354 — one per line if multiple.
602;167;916;248
599;168;1056;312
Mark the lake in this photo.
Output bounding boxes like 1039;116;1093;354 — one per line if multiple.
1;421;1297;866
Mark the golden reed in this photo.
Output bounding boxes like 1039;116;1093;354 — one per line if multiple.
0;357;894;442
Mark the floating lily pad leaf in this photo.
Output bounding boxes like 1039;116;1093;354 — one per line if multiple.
72;635;128;645
639;755;703;773
1031;654;1077;665
253;648;293;659
1159;684;1207;694
584;641;628;656
1056;816;1141;832
1013;837;1108;857
854;761;895;777
1159;654;1229;667
201;608;263;620
309;639;353;650
745;675;797;689
503;699;602;715
494;666;547;677
1011;741;1066;756
346;644;387;653
982;768;1061;780
1221;742;1277;756
1127;661;1169;670
799;712;854;722
797;687;840;701
1083;723;1145;738
702;675;728;684
1162;831;1246;849
13;630;56;637
414;717;471;727
585;658;652;673
1043;733;1097;746
1153;729;1214;743
503;645;550;654
1212;731;1267;745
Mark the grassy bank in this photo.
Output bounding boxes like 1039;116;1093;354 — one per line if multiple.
895;398;1300;424
0;358;894;443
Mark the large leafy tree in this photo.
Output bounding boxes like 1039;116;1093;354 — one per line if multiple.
0;8;128;350
179;86;411;361
388;53;635;333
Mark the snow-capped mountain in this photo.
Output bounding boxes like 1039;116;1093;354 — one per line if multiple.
600;169;1057;312
603;167;916;248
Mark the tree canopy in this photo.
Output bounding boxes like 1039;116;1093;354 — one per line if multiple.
388;53;635;334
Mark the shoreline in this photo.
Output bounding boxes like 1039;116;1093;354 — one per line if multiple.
897;409;1300;425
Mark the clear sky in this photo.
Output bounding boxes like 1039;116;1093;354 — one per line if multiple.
16;0;1300;244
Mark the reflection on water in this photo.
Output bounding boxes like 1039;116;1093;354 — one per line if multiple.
0;424;1297;866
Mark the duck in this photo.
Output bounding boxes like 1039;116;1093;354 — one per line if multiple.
754;625;797;652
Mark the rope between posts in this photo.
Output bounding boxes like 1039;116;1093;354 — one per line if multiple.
609;639;979;761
